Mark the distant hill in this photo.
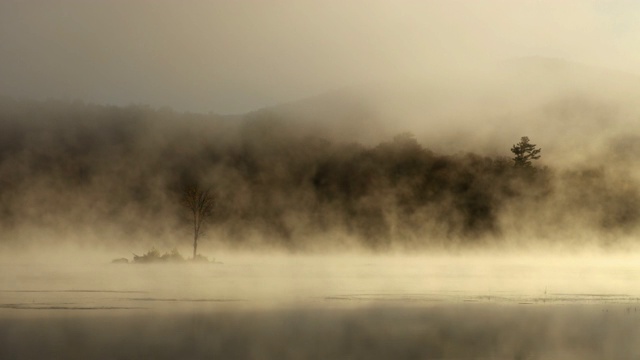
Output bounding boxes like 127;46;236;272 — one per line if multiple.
3;58;640;251
244;57;640;164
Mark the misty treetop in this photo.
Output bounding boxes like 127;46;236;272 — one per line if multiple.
511;136;541;168
0;98;639;250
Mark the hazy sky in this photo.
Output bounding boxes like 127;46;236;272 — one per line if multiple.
1;0;639;114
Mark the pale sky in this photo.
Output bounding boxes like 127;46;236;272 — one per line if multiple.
1;0;639;114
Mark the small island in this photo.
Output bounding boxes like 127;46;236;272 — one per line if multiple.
112;247;217;264
112;185;219;264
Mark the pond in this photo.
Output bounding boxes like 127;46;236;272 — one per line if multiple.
2;253;640;359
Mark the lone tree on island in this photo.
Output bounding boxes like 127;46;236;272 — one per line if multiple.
181;185;214;260
511;136;541;168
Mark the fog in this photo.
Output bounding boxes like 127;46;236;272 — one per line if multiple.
4;1;640;359
2;1;640;113
3;78;640;251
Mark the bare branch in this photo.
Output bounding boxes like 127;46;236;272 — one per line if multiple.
182;185;215;259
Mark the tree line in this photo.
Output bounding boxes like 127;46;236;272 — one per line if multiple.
0;98;638;250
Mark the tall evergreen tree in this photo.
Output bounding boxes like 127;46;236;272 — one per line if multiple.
511;136;541;168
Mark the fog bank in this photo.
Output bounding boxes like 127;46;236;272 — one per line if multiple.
4;63;640;252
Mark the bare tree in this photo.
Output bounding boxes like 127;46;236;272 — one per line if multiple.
181;185;214;259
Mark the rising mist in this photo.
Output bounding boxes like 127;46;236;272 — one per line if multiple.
3;2;640;359
2;60;640;254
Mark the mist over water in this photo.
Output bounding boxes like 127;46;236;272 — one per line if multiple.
3;67;640;251
4;1;640;358
3;60;640;358
4;59;640;357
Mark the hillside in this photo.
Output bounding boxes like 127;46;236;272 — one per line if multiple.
2;59;640;251
255;57;640;162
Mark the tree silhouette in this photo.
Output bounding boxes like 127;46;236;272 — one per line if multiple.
511;136;541;168
181;185;214;259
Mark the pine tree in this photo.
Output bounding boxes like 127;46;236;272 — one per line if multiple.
511;136;541;168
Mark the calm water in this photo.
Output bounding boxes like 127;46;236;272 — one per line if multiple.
2;254;640;310
2;254;640;359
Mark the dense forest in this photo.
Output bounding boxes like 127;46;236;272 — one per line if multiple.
0;96;639;251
